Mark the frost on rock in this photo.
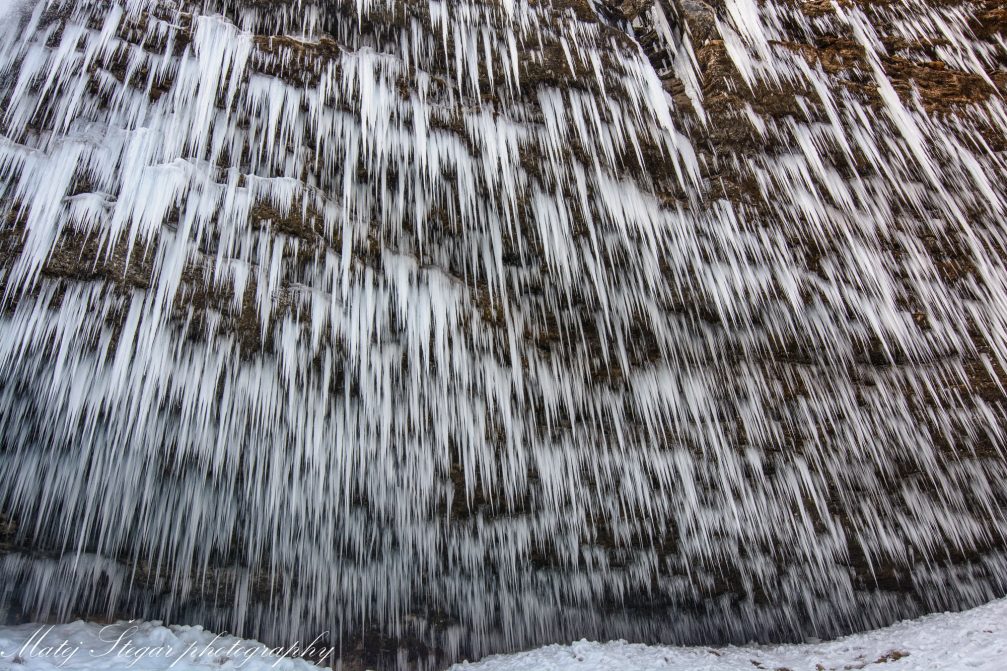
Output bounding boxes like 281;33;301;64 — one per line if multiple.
0;0;1005;669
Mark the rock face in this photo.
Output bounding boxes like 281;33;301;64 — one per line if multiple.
0;0;1005;669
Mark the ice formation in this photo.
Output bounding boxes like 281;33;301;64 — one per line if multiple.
0;0;1005;668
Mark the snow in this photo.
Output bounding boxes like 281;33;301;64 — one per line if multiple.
1;598;1006;670
457;598;1007;671
0;620;334;670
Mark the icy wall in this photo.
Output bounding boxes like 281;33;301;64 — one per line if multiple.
0;0;1006;668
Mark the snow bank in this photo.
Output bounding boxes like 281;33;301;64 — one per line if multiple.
458;597;1007;671
0;620;330;670
0;598;1004;670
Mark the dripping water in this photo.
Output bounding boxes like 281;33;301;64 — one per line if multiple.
0;0;1005;667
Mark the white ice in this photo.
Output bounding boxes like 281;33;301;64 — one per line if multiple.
0;0;1005;663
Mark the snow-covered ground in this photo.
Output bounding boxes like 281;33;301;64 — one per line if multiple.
459;599;1007;671
1;598;1005;670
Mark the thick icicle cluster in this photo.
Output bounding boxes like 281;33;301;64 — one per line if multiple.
0;0;1005;667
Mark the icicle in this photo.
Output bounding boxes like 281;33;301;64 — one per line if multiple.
0;0;1005;668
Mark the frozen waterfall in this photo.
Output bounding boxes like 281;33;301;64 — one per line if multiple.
0;0;1006;668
